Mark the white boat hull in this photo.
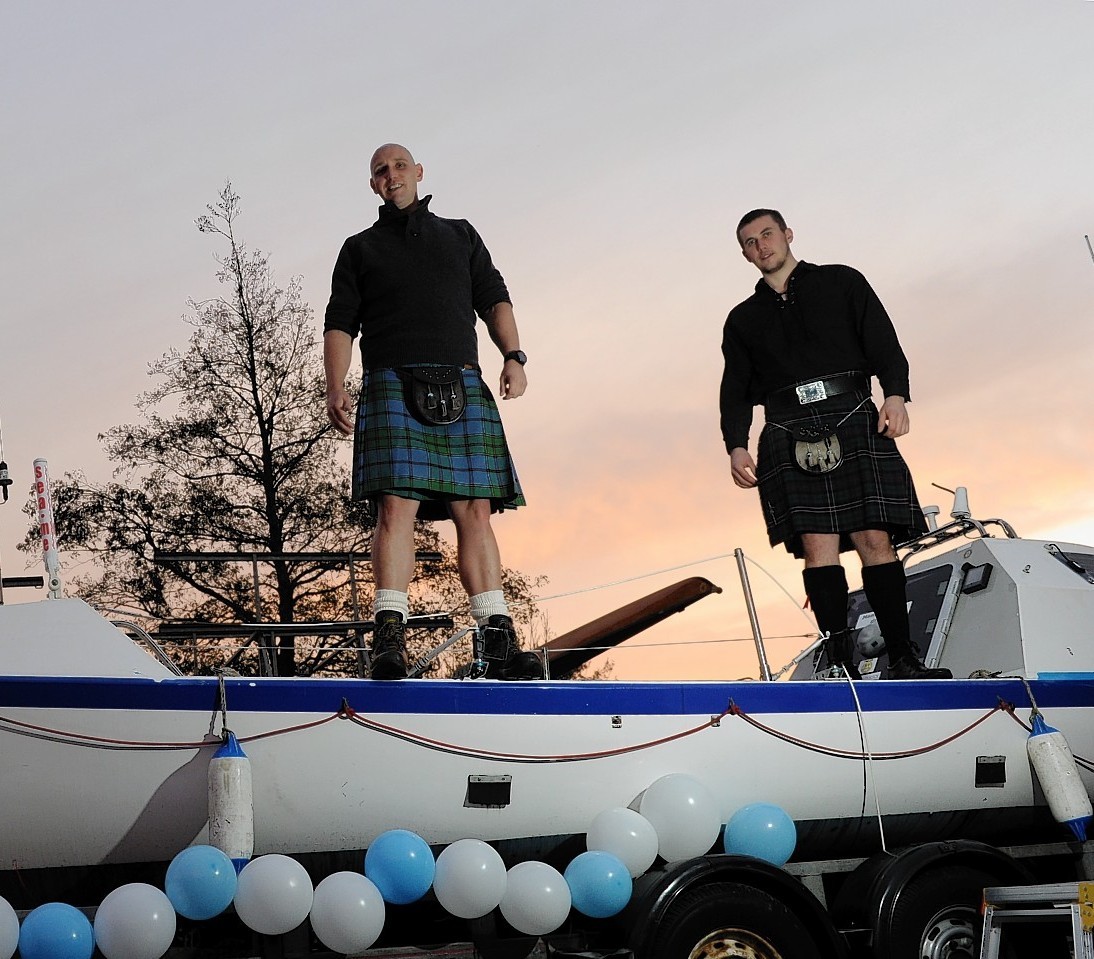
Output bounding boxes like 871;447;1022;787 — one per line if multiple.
3;671;1090;873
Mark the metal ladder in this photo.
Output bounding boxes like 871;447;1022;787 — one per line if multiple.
980;882;1094;959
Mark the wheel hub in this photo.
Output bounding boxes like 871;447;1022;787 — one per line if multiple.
919;910;977;959
688;929;783;959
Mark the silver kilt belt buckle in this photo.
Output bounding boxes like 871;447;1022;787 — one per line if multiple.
792;419;843;474
795;379;828;404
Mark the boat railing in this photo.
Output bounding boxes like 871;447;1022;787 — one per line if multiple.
899;516;1018;560
103;614;186;676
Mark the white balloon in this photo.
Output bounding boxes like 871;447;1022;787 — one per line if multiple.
434;839;507;919
309;872;385;955
586;807;659;878
93;884;176;959
234;855;314;936
499;861;571;937
0;896;19;959
637;774;722;862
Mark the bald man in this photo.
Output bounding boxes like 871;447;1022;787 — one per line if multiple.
324;144;540;681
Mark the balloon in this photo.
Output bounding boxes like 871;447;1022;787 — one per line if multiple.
309;872;385;955
0;897;19;959
19;902;94;959
563;851;632;918
234;855;314;935
94;884;176;959
586;807;659;878
498;861;571;936
165;845;238;920
433;839;507;919
723;802;798;867
637;774;722;862
364;829;435;905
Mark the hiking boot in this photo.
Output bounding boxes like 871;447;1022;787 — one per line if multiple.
480;615;543;680
823;629;861;680
370;611;408;680
888;653;952;680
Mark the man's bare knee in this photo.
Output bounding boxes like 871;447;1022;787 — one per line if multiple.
851;529;897;566
801;533;840;567
448;499;492;529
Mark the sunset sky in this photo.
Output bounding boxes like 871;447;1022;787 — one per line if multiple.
2;1;1092;680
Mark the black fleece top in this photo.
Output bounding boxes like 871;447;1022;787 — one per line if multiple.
323;195;511;370
719;261;912;452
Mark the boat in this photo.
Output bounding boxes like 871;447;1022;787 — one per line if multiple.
1;488;1093;922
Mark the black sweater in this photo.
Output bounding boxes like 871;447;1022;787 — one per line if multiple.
323;195;511;370
720;261;912;452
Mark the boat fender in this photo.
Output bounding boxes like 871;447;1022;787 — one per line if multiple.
208;731;254;873
1026;714;1093;841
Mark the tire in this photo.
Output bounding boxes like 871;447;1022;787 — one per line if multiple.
642;881;824;959
467;913;539;959
884;865;990;959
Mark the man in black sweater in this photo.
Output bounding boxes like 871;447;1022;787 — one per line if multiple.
324;144;541;681
720;209;950;680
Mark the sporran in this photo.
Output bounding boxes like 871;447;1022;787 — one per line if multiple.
398;366;467;425
791;418;843;474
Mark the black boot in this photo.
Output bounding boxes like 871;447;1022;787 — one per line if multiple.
824;629;861;680
888;652;952;680
370;610;408;680
480;615;543;680
862;562;952;680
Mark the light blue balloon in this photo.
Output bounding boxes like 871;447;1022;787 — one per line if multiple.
166;845;239;920
723;802;797;866
563;850;633;918
364;830;436;905
19;903;94;959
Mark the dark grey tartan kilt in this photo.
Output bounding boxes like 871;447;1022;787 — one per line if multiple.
756;392;927;558
351;367;525;523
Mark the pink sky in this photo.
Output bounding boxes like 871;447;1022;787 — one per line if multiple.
2;2;1092;681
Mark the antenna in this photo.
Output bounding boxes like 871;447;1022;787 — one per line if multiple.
0;412;9;503
1086;235;1094;265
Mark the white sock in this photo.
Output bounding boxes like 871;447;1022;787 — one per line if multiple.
469;590;508;626
374;589;408;622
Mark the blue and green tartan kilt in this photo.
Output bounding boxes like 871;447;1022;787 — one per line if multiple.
756;392;927;558
351;367;525;522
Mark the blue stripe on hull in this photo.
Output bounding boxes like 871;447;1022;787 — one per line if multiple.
2;675;1092;715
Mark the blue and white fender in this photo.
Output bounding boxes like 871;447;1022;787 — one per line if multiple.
208;731;254;872
1026;713;1093;841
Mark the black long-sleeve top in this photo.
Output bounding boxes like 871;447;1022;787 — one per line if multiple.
719;261;912;452
323;195;511;370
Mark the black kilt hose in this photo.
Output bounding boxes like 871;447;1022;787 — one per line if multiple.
352;367;525;523
756;390;927;558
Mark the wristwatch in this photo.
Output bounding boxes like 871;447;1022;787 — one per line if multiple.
503;350;528;365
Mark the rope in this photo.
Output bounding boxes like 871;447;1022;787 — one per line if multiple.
4;695;1090;771
844;671;889;853
726;700;1014;761
341;703;731;764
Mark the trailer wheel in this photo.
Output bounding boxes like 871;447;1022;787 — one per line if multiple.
466;913;538;959
885;864;991;959
643;881;820;959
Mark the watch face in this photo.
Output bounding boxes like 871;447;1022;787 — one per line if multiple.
507;350;528;365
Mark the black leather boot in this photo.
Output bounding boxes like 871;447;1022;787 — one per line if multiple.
370;610;408;680
888;652;952;680
823;629;861;679
481;615;543;680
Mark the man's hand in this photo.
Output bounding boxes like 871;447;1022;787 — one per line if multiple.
877;395;910;439
499;361;527;400
730;447;758;488
326;387;355;435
